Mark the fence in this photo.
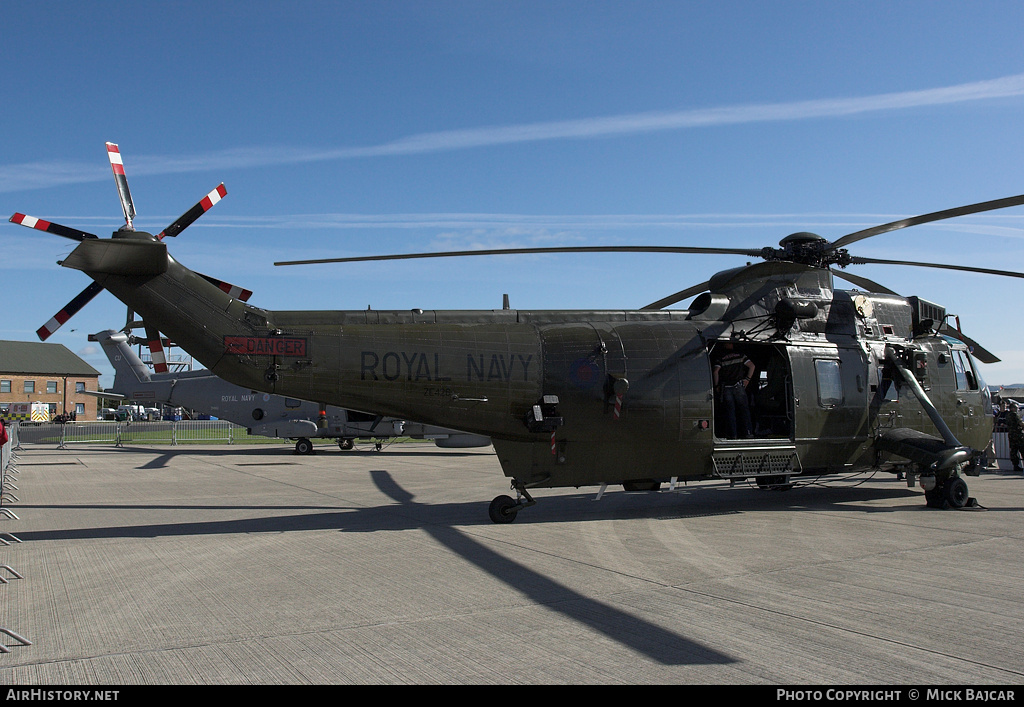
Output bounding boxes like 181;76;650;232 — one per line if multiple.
14;419;258;448
1;420;32;653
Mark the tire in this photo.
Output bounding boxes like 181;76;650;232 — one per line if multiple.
488;495;519;524
925;487;946;508
944;477;969;509
622;480;661;492
295;438;314;455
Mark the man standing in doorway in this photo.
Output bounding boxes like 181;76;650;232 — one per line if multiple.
712;341;756;439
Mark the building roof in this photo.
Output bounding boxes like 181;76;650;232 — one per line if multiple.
0;340;101;377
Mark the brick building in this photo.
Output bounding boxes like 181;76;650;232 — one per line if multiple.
0;340;101;421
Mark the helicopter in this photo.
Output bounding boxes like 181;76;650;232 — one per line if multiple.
11;143;1024;523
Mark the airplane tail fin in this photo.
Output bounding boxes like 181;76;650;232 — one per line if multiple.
90;330;153;386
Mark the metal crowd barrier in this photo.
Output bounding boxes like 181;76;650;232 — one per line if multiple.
1;421;32;654
15;419;245;448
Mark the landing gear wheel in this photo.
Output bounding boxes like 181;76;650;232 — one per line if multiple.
622;480;660;491
338;438;354;450
295;438;314;455
756;475;793;491
925;487;946;508
945;477;970;509
489;495;519;524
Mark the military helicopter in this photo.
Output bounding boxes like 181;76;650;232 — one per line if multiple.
11;143;1024;523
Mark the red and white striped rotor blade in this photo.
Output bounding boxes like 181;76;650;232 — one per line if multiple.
106;142;136;229
144;326;168;373
157;183;227;239
198;273;252;301
10;213;98;241
37;282;105;341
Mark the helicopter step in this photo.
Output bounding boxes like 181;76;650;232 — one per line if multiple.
711;443;801;481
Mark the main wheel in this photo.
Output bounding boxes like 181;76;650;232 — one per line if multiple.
622;480;661;492
338;438;354;450
925;487;946;508
944;477;970;509
295;438;314;455
489;495;519;524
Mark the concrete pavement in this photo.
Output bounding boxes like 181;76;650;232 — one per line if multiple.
1;441;1022;684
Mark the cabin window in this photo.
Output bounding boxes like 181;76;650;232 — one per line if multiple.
815;359;843;407
952;350;978;391
284;398;301;408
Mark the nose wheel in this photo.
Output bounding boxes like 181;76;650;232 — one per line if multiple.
924;473;971;509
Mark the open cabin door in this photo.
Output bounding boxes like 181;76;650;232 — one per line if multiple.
709;341;794;441
708;340;800;481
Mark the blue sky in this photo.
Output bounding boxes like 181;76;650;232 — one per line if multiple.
4;1;1024;389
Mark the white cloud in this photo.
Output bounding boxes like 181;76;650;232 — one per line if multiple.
4;72;1024;193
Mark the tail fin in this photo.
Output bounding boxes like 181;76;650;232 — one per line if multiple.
91;330;152;386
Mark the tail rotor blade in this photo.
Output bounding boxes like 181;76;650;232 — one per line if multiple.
37;282;104;340
10;213;98;241
157;183;227;239
197;272;252;301
144;326;168;373
105;142;136;229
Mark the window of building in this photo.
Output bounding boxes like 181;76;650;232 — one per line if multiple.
75;382;86;393
75;403;85;416
0;380;9;394
47;381;58;394
24;380;35;394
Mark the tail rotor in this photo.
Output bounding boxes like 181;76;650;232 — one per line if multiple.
9;142;246;342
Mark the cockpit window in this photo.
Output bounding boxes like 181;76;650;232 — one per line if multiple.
952;350;978;391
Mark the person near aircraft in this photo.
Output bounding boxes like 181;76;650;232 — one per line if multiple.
1006;402;1024;472
712;341;755;439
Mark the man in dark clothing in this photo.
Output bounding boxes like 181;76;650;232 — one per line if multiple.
712;342;756;439
1006;402;1024;472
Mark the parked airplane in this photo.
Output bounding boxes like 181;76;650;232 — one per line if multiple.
91;329;490;454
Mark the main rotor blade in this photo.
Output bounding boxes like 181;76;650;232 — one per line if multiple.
37;282;104;340
829;193;1024;251
829;269;899;295
106;142;136;229
275;245;764;267
640;281;711;310
848;256;1024;280
938;324;1000;364
157;184;227;239
9;213;98;241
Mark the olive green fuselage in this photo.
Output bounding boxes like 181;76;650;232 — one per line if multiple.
81;236;992;490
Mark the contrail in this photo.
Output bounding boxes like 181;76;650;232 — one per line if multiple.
3;72;1024;193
